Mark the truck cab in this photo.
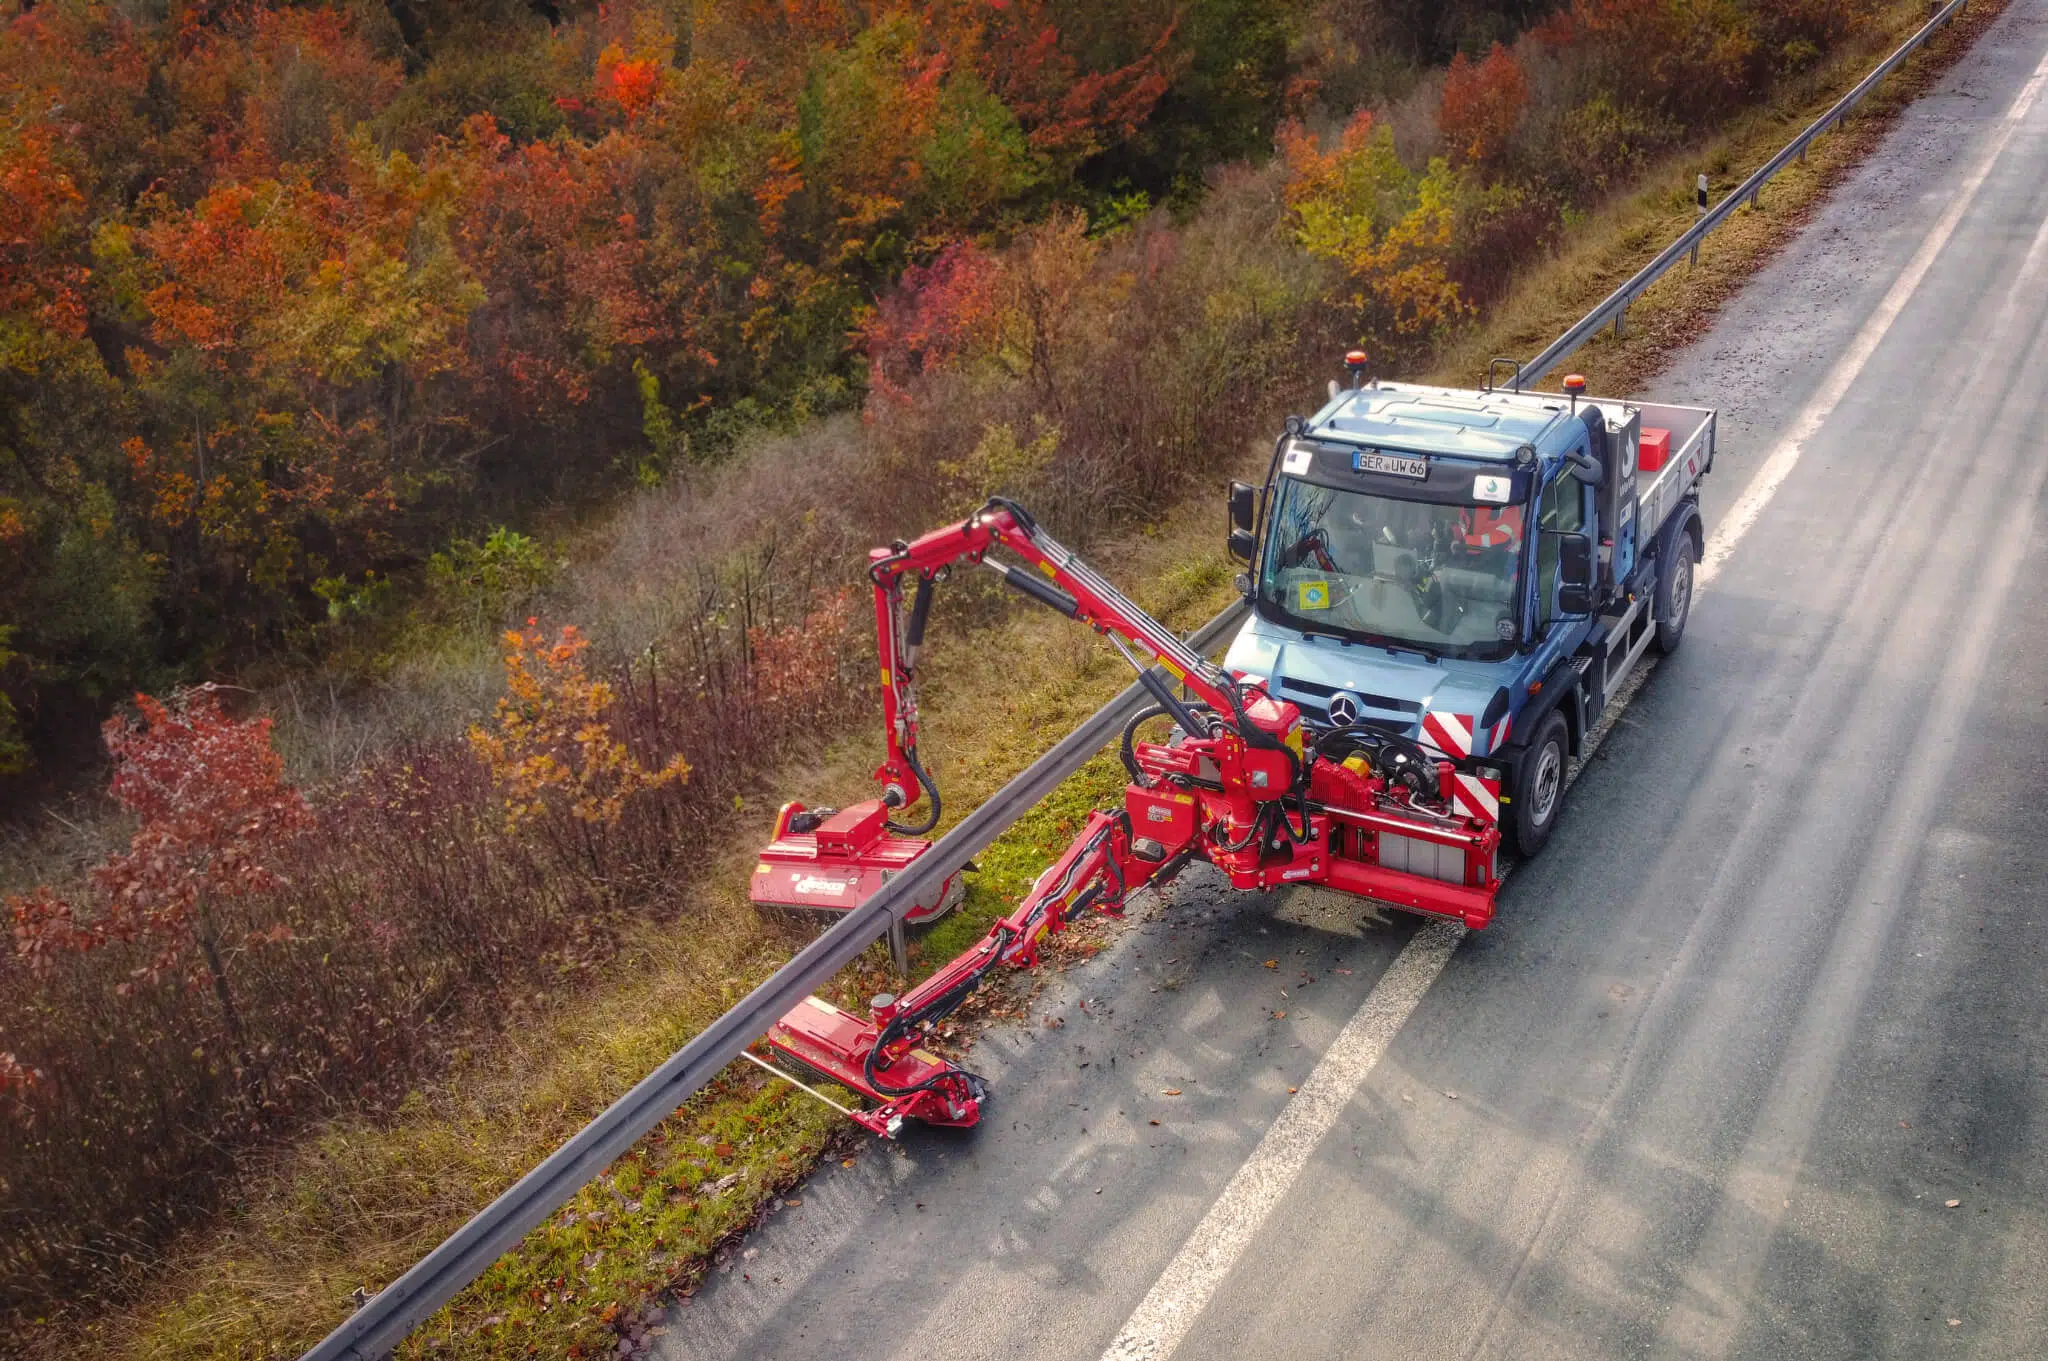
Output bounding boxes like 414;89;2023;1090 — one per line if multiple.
1224;362;1715;855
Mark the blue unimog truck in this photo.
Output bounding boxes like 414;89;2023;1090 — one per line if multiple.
1223;357;1715;858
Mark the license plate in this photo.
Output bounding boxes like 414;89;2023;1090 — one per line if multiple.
1354;450;1429;479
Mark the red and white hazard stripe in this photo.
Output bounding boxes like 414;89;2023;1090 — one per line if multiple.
1450;772;1500;824
1421;710;1474;758
1487;714;1510;754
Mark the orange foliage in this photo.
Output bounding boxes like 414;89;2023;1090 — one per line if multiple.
468;621;690;832
1278;111;1471;356
0;0;1198;746
747;589;857;712
597;45;664;121
1439;42;1528;167
0;125;88;342
980;2;1181;162
862;240;1001;403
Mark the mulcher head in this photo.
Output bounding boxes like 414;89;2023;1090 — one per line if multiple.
766;994;984;1135
749;800;963;923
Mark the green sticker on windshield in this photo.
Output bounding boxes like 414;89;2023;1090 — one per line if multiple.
1296;579;1331;611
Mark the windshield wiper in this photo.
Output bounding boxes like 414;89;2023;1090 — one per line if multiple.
1281;610;1443;664
1257;598;1455;663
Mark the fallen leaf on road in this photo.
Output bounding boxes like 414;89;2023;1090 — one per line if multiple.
1288;1086;1298;1094
1149;1119;1161;1126
842;1158;856;1168
1948;1319;1961;1327
1263;959;1278;969
1163;1088;1183;1096
1336;968;1353;975
1444;1091;1459;1100
1946;1199;1962;1208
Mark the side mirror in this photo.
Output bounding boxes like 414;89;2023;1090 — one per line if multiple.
1557;532;1594;614
1228;481;1258;532
1228;528;1257;563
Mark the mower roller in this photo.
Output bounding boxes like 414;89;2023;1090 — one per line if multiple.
751;496;1500;1135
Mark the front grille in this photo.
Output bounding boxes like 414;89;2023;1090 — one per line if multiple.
1276;676;1420;712
1274;674;1420;734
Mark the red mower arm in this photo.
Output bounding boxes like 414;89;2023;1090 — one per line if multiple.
867;498;1238;833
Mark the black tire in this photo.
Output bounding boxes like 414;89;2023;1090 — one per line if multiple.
1509;709;1570;858
1656;529;1697;653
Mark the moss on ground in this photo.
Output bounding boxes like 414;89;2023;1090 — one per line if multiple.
65;4;2010;1357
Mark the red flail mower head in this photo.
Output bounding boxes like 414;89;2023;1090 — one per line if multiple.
749;799;963;923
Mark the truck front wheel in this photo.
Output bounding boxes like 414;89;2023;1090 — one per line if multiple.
1509;710;1570;857
1656;532;1696;653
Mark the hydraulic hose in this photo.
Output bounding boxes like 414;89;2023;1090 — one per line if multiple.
1119;703;1170;788
1210;804;1271;855
884;743;942;836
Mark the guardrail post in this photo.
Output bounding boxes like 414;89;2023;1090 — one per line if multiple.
1613;306;1626;340
887;914;909;975
1691;174;1707;266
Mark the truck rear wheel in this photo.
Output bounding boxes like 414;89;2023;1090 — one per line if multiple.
1509;710;1570;858
1656;533;1696;653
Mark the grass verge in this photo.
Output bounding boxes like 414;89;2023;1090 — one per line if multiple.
46;3;2007;1357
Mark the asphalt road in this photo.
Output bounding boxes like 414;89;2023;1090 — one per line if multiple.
659;6;2048;1358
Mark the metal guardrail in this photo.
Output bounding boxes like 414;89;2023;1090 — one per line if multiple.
301;602;1248;1361
303;5;1973;1353
1513;0;1969;390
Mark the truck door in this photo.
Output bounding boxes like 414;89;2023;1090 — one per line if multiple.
1536;465;1594;626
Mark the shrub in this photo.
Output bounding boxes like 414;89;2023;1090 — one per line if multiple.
1440;41;1529;167
468;621;689;839
1279;113;1473;363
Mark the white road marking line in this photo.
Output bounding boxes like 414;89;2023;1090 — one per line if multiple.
1098;37;2048;1361
1098;916;1462;1361
1696;38;2048;589
1657;179;2048;1361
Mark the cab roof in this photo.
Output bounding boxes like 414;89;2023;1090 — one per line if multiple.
1305;381;1582;461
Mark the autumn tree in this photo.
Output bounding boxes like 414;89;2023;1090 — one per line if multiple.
1279;112;1471;359
9;689;309;1054
1439;41;1528;167
862;239;1001;405
468;621;689;846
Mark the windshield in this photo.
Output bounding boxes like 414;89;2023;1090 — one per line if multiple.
1257;476;1525;659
